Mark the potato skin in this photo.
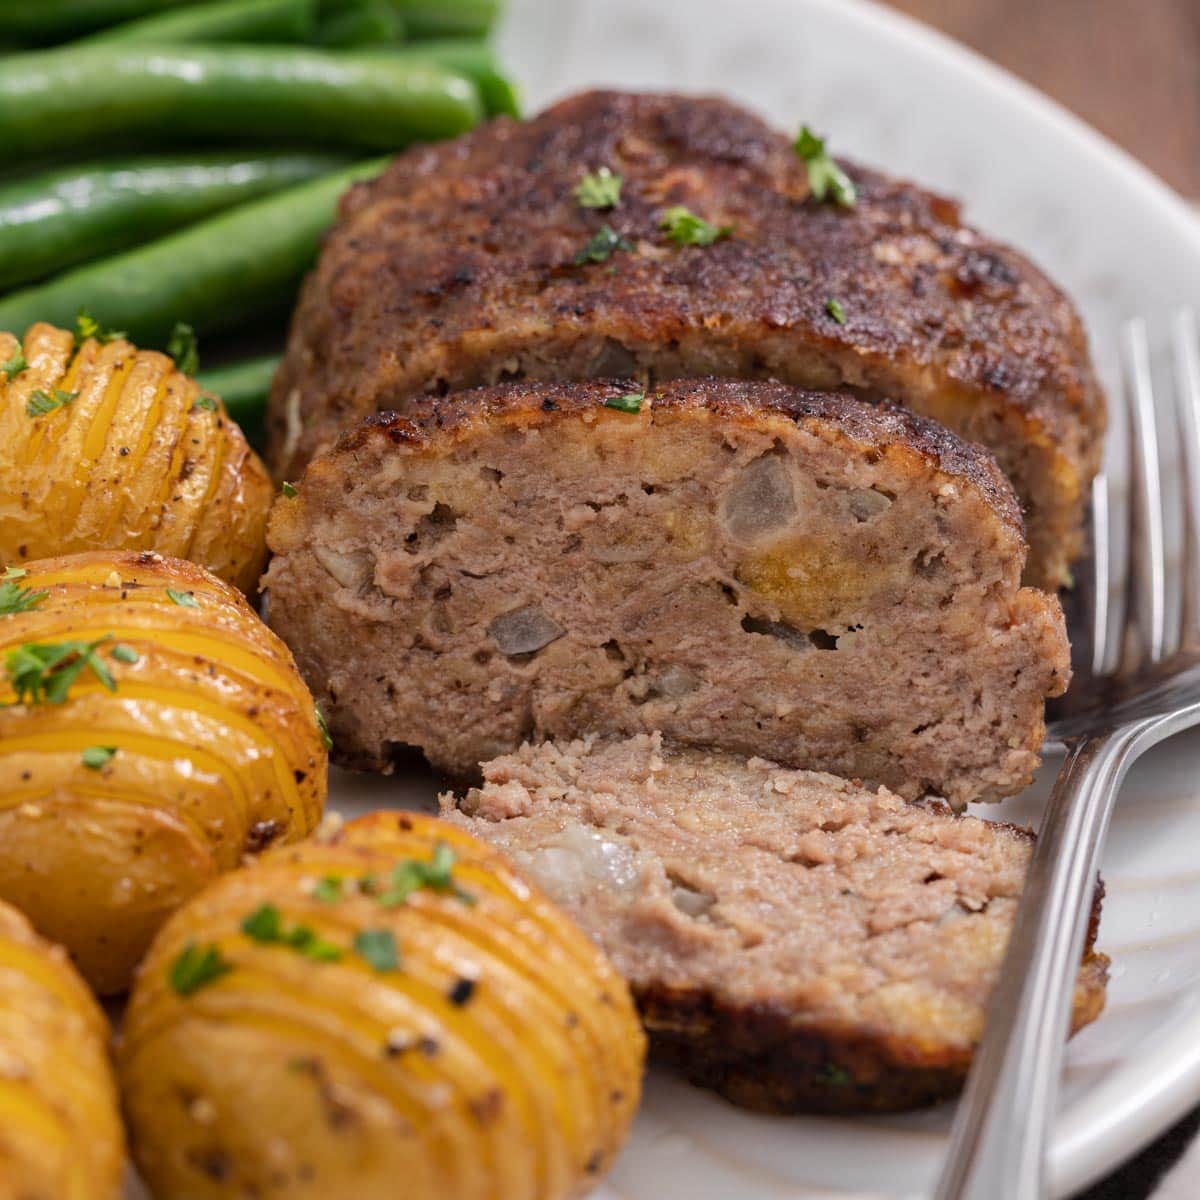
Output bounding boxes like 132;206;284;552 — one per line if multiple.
0;551;327;993
120;811;646;1200
0;899;125;1200
0;322;272;592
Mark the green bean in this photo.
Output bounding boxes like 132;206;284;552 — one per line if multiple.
382;0;500;39
315;0;404;46
196;353;280;448
83;0;317;44
0;151;348;291
0;45;482;158
0;159;388;346
0;1;202;42
382;39;519;116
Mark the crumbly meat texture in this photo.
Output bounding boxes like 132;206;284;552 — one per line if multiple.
441;733;1108;1114
267;89;1105;589
264;379;1069;806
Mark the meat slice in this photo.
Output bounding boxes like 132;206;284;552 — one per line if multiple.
263;379;1069;806
267;89;1105;589
440;733;1108;1114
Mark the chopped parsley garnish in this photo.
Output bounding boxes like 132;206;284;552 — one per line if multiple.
793;126;857;207
191;395;218;413
241;903;343;963
374;842;475;908
313;875;344;904
167;322;199;376
575;166;623;210
315;702;332;750
1;349;27;380
281;481;298;499
82;745;117;770
573;223;632;265
604;391;644;414
26;388;77;417
5;637;124;706
110;643;138;664
825;297;847;324
241;903;283;942
169;941;232;996
2;567;27;580
354;928;399;972
0;579;48;615
75;308;125;347
659;205;733;247
816;1063;852;1086
166;588;199;608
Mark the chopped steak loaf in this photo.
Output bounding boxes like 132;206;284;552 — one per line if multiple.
441;733;1108;1114
267;89;1105;588
264;379;1069;805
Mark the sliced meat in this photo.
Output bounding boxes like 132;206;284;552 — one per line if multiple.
263;379;1069;806
440;732;1108;1114
267;89;1105;589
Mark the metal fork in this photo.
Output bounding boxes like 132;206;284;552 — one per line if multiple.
935;310;1200;1200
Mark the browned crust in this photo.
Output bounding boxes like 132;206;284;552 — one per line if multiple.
328;377;1025;537
637;864;1109;1115
268;89;1104;586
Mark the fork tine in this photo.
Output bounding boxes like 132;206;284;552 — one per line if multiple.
1123;318;1169;664
1172;309;1200;651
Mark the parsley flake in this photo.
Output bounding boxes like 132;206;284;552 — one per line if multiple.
0;580;48;615
354;928;399;972
604;391;644;414
281;481;298;499
2;349;27;380
241;903;283;943
5;637;122;706
573;223;632;265
110;643;138;664
75;308;126;347
313;875;344;904
659;205;733;247
793;126;857;207
816;1063;852;1086
315;702;332;750
191;395;218;413
166;588;199;608
167;322;199;376
241;903;343;963
2;567;27;581
374;842;475;908
825;297;847;324
575;166;623;210
82;745;117;770
169;941;232;996
26;388;77;417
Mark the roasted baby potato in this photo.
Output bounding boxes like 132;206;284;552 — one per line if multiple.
0;898;125;1200
0;551;327;994
120;811;646;1200
0;321;272;592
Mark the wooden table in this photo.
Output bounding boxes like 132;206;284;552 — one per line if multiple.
883;0;1200;199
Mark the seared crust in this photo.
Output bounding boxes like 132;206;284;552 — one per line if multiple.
637;891;1109;1115
343;377;1025;535
269;89;1104;587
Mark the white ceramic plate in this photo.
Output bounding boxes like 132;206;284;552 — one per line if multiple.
121;1;1200;1196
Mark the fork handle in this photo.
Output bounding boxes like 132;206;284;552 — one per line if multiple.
933;728;1140;1200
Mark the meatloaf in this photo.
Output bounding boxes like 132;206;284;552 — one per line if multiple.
263;379;1069;806
441;733;1107;1114
267;89;1105;589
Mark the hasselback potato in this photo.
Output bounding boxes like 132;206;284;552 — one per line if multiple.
0;321;272;592
0;898;125;1200
0;551;327;993
120;811;646;1200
